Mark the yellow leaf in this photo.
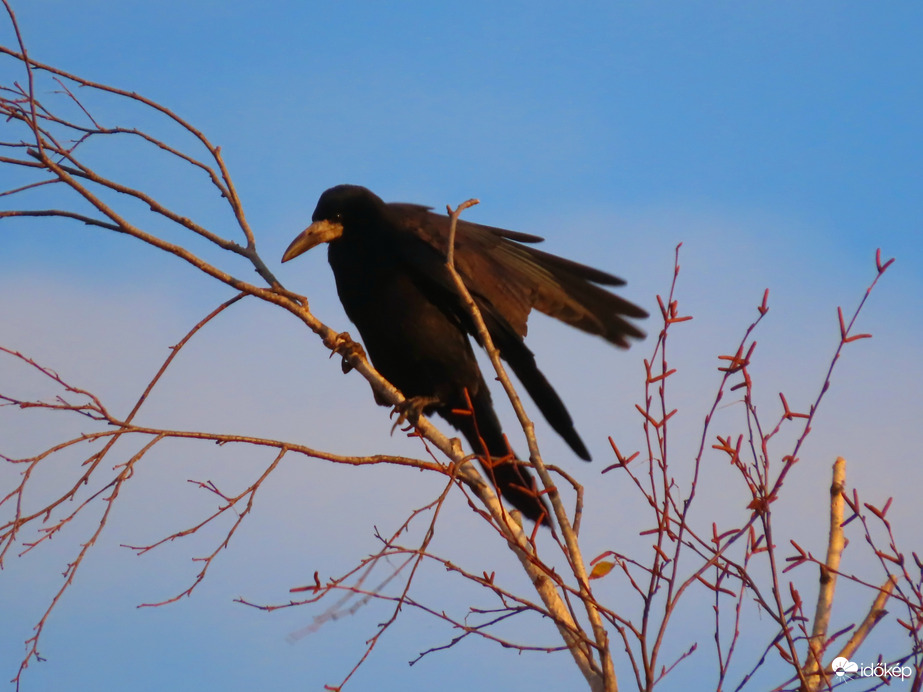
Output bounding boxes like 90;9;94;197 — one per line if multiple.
589;561;615;580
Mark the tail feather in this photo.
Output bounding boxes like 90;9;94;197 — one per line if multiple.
436;384;551;525
481;310;591;461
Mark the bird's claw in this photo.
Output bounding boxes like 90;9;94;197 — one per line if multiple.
390;395;440;434
329;331;366;373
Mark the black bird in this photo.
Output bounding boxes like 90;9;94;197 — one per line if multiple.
282;185;647;524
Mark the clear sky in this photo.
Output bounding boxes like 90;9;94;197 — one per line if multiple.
2;2;921;691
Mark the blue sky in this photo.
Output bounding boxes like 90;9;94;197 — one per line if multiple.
2;2;921;690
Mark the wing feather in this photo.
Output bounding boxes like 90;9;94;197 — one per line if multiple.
387;203;647;348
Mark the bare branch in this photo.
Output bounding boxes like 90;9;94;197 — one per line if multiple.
803;457;847;689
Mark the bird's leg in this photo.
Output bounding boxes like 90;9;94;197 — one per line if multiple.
390;395;441;434
327;331;366;374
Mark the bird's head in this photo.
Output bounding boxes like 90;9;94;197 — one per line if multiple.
282;185;386;262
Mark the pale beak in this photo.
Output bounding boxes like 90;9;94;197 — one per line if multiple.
281;219;344;262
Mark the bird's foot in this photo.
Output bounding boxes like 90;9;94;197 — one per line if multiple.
390;395;440;434
328;331;366;374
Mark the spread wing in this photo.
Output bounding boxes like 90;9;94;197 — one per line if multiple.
382;202;648;461
387;202;647;347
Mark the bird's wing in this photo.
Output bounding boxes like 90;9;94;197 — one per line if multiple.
384;202;650;461
387;203;647;348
